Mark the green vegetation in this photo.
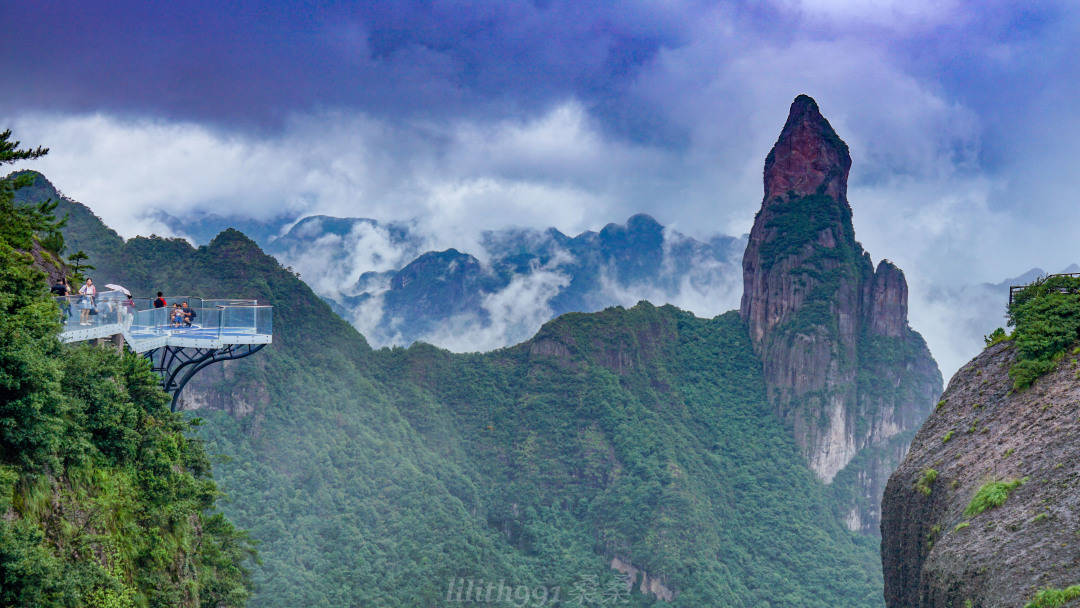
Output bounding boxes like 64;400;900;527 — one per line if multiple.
759;193;854;269
915;469;939;496
964;479;1026;517
1006;275;1080;389
953;521;969;532
14;170;891;606
984;327;1010;346
943;430;954;443
0;141;252;606
1024;585;1080;608
65;250;93;282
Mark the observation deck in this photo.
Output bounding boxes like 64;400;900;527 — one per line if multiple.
1008;272;1080;307
56;292;272;410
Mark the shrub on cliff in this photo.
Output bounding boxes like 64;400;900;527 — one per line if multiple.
1005;275;1080;389
1025;585;1080;608
964;479;1025;517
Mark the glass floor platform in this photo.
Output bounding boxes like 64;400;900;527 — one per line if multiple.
56;292;272;352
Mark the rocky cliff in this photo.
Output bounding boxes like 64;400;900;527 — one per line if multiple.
740;95;941;532
882;339;1080;608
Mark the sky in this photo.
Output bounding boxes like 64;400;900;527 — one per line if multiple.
5;0;1080;376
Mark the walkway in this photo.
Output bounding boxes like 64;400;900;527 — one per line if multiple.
57;292;272;410
57;293;272;351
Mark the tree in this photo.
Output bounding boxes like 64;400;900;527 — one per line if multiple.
67;250;94;282
1;131;66;255
0;129;254;607
0;129;48;165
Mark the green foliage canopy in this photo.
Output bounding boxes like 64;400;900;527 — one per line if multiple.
0;134;253;607
1006;275;1080;389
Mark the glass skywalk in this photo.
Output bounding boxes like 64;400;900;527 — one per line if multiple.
56;291;273;352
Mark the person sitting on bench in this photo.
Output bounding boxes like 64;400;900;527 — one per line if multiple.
181;301;197;327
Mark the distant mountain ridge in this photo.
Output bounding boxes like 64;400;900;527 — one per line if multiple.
264;212;746;351
28;176;746;352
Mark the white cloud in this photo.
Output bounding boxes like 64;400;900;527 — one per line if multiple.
274;219;423;299
10;102;664;249
595;228;745;317
775;0;964;30
395;256;573;353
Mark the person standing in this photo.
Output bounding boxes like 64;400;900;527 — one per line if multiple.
153;292;167;308
78;278;97;325
51;276;71;320
121;292;136;322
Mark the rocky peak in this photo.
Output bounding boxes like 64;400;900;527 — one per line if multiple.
738;95;940;533
763;94;851;204
741;95;860;349
868;260;909;338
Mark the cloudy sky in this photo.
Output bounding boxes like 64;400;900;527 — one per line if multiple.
5;0;1080;375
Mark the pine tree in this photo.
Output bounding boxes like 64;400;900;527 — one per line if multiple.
66;250;94;282
1;131;66;254
0;129;48;164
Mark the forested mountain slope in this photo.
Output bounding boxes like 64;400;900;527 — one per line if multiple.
12;181;884;606
0;145;252;608
6;95;940;606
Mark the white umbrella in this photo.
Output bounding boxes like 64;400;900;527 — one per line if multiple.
104;283;131;297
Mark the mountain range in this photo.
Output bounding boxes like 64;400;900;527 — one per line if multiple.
11;95;941;606
151;209;746;352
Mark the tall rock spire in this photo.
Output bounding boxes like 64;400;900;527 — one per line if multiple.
741;95;859;348
739;95;941;533
763;94;851;204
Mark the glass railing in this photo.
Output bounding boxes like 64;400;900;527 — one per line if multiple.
69;295;275;345
54;290;126;333
128;306;170;337
256;306;273;336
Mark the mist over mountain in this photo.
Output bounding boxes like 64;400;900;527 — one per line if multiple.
25;168;1046;377
159;209;747;352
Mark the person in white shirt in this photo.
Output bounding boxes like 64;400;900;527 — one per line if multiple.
78;278;97;325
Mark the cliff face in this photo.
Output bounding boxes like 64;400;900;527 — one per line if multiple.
740;95;942;532
882;341;1080;608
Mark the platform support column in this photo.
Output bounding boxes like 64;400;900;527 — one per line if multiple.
143;344;267;411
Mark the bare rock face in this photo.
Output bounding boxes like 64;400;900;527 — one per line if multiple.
740;95;941;533
882;342;1080;608
868;260;908;338
763;94;852;205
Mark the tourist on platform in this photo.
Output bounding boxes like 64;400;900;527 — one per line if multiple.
78;278;96;325
51;277;71;319
171;303;185;327
181;301;197;327
121;292;136;321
